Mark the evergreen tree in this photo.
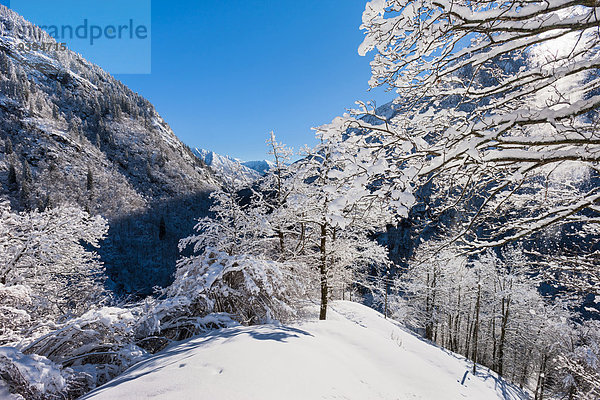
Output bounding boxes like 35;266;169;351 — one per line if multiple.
20;162;33;208
22;161;32;182
0;50;10;74
4;137;13;154
86;167;94;192
52;103;59;119
7;164;17;190
159;216;166;241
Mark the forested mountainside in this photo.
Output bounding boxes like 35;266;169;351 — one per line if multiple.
0;5;219;294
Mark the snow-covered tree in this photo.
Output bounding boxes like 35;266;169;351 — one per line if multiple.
175;128;398;321
552;320;600;399
0;201;108;340
182;189;271;258
397;240;589;395
320;0;600;290
287;130;398;319
169;175;305;325
258;131;296;259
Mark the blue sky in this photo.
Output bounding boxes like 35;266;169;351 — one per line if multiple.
7;0;393;161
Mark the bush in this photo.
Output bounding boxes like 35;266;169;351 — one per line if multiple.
20;307;146;391
133;248;303;347
0;347;87;400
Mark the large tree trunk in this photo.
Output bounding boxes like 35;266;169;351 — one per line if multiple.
319;223;328;320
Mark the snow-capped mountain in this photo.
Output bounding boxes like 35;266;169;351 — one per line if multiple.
242;159;275;175
193;148;261;187
0;5;218;293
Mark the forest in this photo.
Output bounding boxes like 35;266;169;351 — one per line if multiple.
1;0;600;399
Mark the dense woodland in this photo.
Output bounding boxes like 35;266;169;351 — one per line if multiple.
1;1;600;399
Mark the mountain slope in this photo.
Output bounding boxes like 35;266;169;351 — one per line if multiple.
83;301;529;400
0;6;219;293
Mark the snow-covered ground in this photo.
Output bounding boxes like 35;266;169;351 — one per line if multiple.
83;301;529;400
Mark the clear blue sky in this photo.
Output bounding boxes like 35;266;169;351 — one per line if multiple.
9;0;393;161
120;0;393;161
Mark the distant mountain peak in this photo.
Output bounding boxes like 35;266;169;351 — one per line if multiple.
242;159;275;175
193;148;261;188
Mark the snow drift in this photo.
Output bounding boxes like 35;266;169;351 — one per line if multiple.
83;301;529;400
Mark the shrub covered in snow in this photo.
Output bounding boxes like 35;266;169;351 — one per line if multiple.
141;249;301;341
0;347;86;400
20;307;147;389
136;301;238;351
0;284;31;344
0;201;109;342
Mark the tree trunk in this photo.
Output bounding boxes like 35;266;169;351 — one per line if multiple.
519;349;531;389
534;354;547;400
453;288;461;353
277;228;285;256
319;223;328;320
492;302;497;371
465;315;472;359
497;296;511;376
425;269;437;340
384;281;388;319
472;283;481;374
448;314;454;351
